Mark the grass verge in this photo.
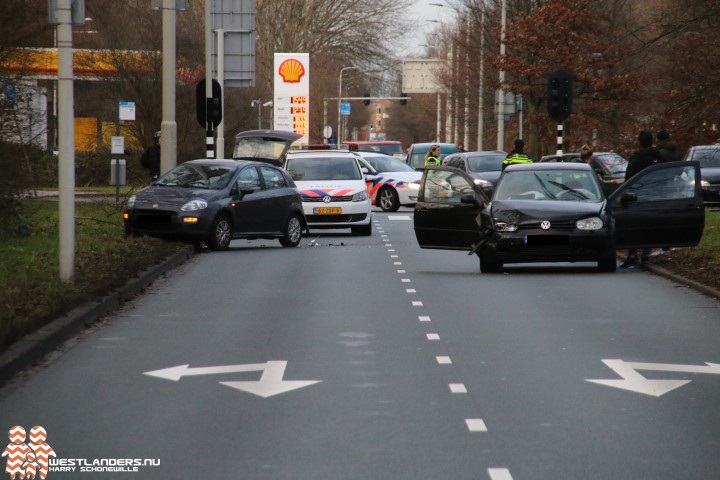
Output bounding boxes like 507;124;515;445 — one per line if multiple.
0;198;183;351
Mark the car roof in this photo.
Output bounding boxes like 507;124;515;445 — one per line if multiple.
342;140;401;145
410;142;456;148
504;162;593;172
286;150;358;158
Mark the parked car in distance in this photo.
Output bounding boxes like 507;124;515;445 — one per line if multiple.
413;161;704;273
284;149;373;235
539;151;628;195
233;129;302;166
123;159;307;251
354;152;422;211
442;150;507;196
405;142;458;171
683;144;720;202
341;140;404;158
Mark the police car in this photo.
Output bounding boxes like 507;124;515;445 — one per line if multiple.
354;152;422;211
284;148;372;235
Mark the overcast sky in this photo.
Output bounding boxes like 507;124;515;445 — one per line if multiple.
396;0;457;57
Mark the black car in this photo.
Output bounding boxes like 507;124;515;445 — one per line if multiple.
539;151;628;195
683;145;720;202
123;159;307;250
442;150;507;195
414;161;704;273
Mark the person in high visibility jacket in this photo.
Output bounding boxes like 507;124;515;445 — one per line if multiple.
424;144;441;166
502;139;533;170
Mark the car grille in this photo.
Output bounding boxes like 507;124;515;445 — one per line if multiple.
303;195;354;202
306;213;368;223
516;219;576;232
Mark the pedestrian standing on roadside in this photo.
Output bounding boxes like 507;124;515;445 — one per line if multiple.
141;130;161;181
502;139;533;170
656;130;681;162
424;144;441;166
620;130;665;268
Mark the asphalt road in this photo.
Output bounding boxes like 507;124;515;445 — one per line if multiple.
1;208;719;479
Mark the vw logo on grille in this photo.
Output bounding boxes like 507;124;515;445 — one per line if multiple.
322;196;332;203
540;220;551;230
152;204;159;209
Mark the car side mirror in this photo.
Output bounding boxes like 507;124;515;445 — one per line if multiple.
460;193;479;205
365;174;378;182
620;192;637;207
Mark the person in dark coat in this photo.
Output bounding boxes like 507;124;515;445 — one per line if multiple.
141;130;161;181
656;130;681;162
620;130;664;268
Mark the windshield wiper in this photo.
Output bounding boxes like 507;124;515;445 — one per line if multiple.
548;180;589;199
532;173;557;199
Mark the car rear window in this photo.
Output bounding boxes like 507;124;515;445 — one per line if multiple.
156;164;235;189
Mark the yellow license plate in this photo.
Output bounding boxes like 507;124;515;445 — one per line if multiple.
314;207;342;214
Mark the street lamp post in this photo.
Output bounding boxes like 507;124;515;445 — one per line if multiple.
337;66;358;144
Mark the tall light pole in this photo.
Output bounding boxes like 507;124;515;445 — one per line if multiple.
337;66;357;144
161;0;178;172
478;5;485;150
496;0;507;151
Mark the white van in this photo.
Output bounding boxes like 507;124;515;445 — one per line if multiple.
284;149;372;235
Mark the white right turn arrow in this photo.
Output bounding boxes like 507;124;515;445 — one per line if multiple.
586;359;720;397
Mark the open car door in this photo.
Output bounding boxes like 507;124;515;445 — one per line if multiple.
608;161;705;248
413;166;490;250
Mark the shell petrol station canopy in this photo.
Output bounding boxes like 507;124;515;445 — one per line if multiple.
0;47;196;81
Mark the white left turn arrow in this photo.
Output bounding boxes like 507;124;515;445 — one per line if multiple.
143;361;321;398
586;359;720;397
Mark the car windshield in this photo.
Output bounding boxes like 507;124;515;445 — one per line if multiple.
363;155;415;172
155;164;235;189
494;169;602;201
466;153;506;173
356;144;403;155
594;153;628;174
690;148;720;168
286;157;361;181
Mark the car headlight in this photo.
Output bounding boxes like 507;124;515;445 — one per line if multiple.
701;179;710;188
352;190;369;202
494;222;517;232
181;199;209;211
473;178;493;189
576;217;603;230
127;195;136;208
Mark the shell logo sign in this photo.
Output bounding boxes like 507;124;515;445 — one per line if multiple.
274;53;310;144
278;58;305;83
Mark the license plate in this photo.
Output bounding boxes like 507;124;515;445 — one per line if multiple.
525;234;569;245
314;207;342;215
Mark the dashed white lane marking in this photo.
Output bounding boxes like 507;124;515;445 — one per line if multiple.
390;254;398;258
406;289;416;293
488;468;513;480
394;262;402;265
412;301;423;307
397;269;406;273
388;215;412;220
466;418;488;432
426;333;440;340
436;356;452;364
388;249;396;252
449;383;467;393
401;278;411;283
418;316;431;322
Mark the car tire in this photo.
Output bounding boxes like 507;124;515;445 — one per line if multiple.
351;223;372;236
206;214;232;251
597;246;618;272
378;187;400;212
478;249;502;273
279;213;303;247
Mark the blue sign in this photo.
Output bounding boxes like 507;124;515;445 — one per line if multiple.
340;102;351;115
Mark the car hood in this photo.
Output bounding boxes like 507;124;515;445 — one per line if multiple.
132;186;223;209
489;199;605;224
373;171;422;183
294;180;367;197
701;167;720;183
233;129;302;166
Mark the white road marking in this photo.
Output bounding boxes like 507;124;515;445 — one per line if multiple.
412;301;423;306
390;254;398;258
401;278;411;282
406;289;416;293
449;383;467;393
436;356;452;364
466;418;487;431
426;333;440;340
388;215;411;220
418;316;431;322
397;269;406;273
394;262;402;265
488;468;513;480
388;249;395;252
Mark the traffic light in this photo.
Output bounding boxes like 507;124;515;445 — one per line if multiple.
547;70;573;122
363;93;371;106
400;93;407;106
196;78;222;128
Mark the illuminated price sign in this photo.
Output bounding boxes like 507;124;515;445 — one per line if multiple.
291;96;308;104
290;106;308;115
